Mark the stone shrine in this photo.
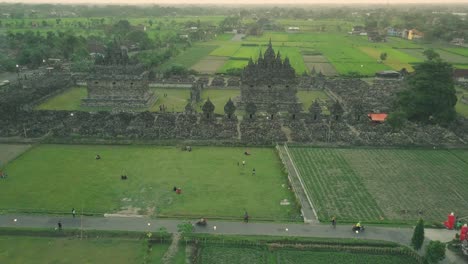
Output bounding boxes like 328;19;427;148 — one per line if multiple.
239;40;301;111
82;41;156;108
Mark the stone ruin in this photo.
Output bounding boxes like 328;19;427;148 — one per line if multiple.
227;77;240;87
239;40;302;111
210;76;226;87
82;42;156;108
82;64;156;108
190;81;203;103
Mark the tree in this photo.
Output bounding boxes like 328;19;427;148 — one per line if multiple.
423;49;440;61
177;221;193;235
425;240;445;263
224;98;236;119
411;218;425;250
396;54;457;125
386;111;406;131
380;52;387;63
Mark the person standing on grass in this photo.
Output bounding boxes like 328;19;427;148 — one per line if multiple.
244;211;249;223
242;160;246;167
331;216;336;228
252;168;256;176
57;221;62;231
72;208;76;218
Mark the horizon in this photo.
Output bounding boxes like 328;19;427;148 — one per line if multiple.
1;0;468;5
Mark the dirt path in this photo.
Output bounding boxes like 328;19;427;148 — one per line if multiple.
162;232;182;264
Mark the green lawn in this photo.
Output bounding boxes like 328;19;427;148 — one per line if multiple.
0;236;168;264
297;90;329;112
198;89;240;114
289;147;468;223
2;145;298;220
150;88;190;113
35;87;87;111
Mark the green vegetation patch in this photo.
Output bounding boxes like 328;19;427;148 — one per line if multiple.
200;245;267;264
0;236;168;264
2;145;297;220
198;89;240;114
161;45;218;69
289;147;468;223
35;87;87;111
276;250;419;264
209;45;241;57
296;90;329;112
443;48;468;57
455;88;468;117
150;88;190;112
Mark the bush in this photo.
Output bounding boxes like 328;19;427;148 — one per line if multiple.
425;240;445;263
411;218;425;250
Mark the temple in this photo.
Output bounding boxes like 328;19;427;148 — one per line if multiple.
239;40;301;111
81;40;156;108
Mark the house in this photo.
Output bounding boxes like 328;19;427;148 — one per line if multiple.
350;25;365;35
451;38;465;46
387;27;401;37
453;69;468;82
287;26;300;33
368;113;388;123
404;29;424;40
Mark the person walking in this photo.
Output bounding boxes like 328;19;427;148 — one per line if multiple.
252;168;256;176
244;211;249;223
242;160;245;167
331;216;336;229
57;221;62;231
72;208;76;218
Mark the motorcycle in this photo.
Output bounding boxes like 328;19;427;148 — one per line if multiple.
352;225;365;233
195;218;207;227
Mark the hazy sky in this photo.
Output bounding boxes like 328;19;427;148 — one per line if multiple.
2;0;468;4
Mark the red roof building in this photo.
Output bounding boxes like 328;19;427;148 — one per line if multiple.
368;113;388;122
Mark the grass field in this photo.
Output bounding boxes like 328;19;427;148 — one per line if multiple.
160;45;218;70
289;147;468;223
191;56;228;74
0;236;167;264
198;245;419;264
296;90;329;112
198;89;240;114
2;145;298;220
0;144;31;167
150;88;190;112
210;45;241;57
35;87;87;111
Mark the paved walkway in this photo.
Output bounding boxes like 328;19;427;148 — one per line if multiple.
277;144;318;223
0;214;414;246
1;214;465;263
